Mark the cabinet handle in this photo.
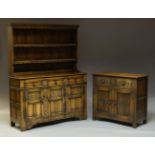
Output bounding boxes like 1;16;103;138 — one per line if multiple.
122;83;126;86
99;79;105;84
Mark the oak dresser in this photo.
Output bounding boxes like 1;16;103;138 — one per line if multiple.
8;23;87;131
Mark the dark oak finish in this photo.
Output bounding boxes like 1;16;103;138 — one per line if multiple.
93;72;148;128
9;23;87;131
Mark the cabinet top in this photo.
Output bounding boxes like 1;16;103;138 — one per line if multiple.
9;72;86;80
10;23;79;29
93;72;148;79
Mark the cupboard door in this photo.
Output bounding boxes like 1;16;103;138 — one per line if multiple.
48;86;65;117
113;79;136;121
23;87;42;120
94;76;112;117
66;84;84;115
48;78;65;117
95;88;112;116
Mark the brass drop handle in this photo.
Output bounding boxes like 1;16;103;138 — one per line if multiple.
40;96;46;102
121;82;126;86
99;79;105;84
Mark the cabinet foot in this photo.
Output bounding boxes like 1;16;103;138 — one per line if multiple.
20;126;32;131
143;119;147;124
132;122;138;128
20;123;33;131
20;128;27;132
10;121;15;127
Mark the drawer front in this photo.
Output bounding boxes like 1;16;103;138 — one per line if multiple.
67;75;86;85
48;78;65;87
95;76;111;86
67;85;83;98
116;78;133;89
24;77;65;89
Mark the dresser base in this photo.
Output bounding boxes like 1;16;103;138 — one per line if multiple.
11;115;87;131
93;115;146;128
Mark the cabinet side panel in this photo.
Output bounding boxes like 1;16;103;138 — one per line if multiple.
10;78;21;124
93;76;98;119
137;77;148;123
8;26;14;75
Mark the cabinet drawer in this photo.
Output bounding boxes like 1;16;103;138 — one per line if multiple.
48;78;65;87
67;76;86;85
24;80;43;89
24;78;65;89
67;85;83;98
95;77;111;86
116;79;133;89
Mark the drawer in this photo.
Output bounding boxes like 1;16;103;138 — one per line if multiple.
24;79;43;89
116;78;133;89
48;78;65;87
24;78;65;89
67;76;86;85
95;76;111;86
66;85;83;98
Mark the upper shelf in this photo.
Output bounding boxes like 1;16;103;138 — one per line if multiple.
14;43;77;48
14;59;77;65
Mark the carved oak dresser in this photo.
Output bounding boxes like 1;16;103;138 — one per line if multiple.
93;72;148;128
8;24;87;131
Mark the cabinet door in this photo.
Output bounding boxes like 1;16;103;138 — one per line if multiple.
94;76;112;117
48;78;65;118
66;76;86;115
23;83;43;121
112;79;136;121
48;86;65;117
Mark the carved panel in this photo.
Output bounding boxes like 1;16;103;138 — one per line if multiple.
24;88;42;118
66;84;84;113
97;90;111;114
49;87;65;116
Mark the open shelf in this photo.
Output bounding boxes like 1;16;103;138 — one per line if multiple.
10;24;78;74
14;43;77;48
14;59;76;65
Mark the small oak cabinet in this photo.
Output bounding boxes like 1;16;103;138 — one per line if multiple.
93;72;148;128
9;24;87;131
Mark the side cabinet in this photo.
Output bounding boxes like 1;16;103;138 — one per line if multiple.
10;74;87;131
93;73;148;128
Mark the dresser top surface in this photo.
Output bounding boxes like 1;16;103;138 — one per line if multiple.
93;72;148;78
9;72;86;80
11;23;79;29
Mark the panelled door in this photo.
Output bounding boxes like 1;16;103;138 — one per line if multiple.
23;79;44;122
66;76;86;116
94;76;112;117
112;78;136;121
48;78;65;118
